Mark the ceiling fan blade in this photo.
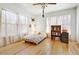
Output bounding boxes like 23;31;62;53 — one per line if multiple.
33;3;42;5
33;3;56;5
47;3;56;5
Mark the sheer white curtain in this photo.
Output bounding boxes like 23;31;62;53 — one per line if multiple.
0;10;6;37
46;15;71;35
0;9;29;45
18;15;28;35
62;15;71;34
5;11;18;36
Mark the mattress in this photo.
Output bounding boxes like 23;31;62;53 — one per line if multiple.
24;33;46;44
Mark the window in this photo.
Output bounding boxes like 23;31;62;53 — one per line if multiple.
46;15;71;35
18;15;28;35
5;11;18;36
0;9;28;37
0;10;6;37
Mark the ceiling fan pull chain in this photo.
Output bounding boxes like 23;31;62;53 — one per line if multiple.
42;5;45;18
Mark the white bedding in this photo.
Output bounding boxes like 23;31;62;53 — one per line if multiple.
24;33;46;44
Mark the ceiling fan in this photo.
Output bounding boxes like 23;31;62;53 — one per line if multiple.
33;3;56;18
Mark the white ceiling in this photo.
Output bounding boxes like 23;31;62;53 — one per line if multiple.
0;3;79;16
20;3;78;15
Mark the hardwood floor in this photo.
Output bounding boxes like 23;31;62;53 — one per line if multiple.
0;38;79;55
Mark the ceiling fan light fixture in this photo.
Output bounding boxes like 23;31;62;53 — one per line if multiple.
33;3;56;18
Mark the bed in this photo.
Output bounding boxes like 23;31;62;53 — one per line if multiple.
24;32;47;44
